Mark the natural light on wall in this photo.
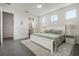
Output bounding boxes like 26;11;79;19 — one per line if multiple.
42;17;47;27
51;15;58;22
66;9;77;19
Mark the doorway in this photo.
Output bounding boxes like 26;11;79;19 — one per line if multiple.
3;12;14;40
0;10;1;45
28;17;35;38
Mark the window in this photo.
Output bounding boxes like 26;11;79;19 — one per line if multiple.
66;9;77;19
51;15;58;22
42;17;47;26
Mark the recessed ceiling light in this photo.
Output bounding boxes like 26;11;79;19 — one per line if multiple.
37;4;42;8
25;11;29;13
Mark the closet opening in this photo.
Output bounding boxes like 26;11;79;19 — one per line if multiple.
3;11;14;41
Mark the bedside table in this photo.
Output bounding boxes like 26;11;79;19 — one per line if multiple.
65;35;75;44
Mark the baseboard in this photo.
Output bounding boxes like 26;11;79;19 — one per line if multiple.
14;37;29;40
3;37;14;39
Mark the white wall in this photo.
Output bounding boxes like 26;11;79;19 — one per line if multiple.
39;4;79;26
38;4;79;44
14;12;28;39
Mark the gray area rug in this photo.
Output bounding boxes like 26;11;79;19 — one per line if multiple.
21;39;73;56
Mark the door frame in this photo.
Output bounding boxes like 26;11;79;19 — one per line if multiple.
3;11;14;39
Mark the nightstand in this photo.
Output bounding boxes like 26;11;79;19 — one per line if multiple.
65;35;75;44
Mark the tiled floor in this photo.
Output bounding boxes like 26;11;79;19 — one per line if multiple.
0;38;79;56
0;38;35;56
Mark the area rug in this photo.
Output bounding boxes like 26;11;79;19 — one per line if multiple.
21;39;73;56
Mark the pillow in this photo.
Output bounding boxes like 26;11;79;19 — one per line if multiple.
44;29;52;33
51;30;62;34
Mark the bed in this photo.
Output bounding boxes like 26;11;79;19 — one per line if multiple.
30;26;65;55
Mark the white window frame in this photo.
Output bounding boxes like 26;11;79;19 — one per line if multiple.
51;15;58;22
66;9;77;19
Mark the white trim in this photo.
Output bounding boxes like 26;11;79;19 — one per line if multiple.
1;9;3;45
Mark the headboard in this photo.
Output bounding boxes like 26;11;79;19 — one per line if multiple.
46;25;66;34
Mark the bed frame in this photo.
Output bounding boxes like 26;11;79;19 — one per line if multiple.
30;25;65;55
31;35;54;55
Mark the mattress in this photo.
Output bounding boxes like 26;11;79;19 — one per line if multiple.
33;33;62;39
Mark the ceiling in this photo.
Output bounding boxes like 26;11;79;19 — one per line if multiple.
0;3;73;16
